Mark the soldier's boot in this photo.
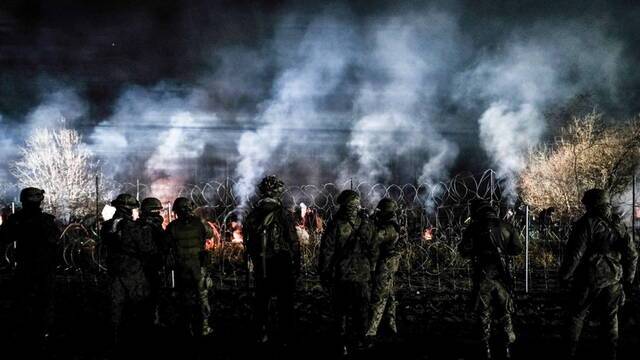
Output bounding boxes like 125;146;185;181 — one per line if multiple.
387;300;398;335
567;341;578;359
504;344;512;360
153;307;160;326
480;313;492;360
257;324;269;344
341;344;349;357
197;283;212;338
603;339;617;360
364;335;376;349
482;340;492;360
338;320;348;357
202;322;214;337
500;314;516;344
566;314;586;359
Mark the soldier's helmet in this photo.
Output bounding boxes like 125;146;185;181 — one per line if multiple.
469;198;494;217
140;197;163;213
376;198;398;213
258;175;285;198
20;187;45;204
111;193;140;210
581;188;610;208
172;197;195;213
336;189;360;206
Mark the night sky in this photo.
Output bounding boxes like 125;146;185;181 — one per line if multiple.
1;0;640;190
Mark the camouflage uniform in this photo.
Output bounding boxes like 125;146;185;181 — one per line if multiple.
560;189;638;360
459;200;523;360
0;188;60;343
165;197;213;336
243;175;301;344
136;198;167;325
319;190;375;353
101;194;157;343
366;198;402;337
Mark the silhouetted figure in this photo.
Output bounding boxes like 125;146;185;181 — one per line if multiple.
561;189;637;360
320;189;375;356
136;197;167;326
459;199;523;360
0;187;60;346
101;193;157;345
165;197;213;337
243;175;301;345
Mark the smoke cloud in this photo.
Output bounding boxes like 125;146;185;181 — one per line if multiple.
343;10;463;191
233;14;356;203
0;88;89;199
0;2;636;210
455;21;627;201
89;86;223;201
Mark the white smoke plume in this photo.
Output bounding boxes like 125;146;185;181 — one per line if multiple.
0;115;16;194
0;8;634;213
90;86;218;201
145;111;212;202
342;10;462;206
0;88;90;200
25;88;87;131
478;103;544;197
233;15;356;203
456;22;626;201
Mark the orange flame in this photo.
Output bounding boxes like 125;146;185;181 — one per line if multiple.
205;221;222;250
422;227;434;241
230;221;243;243
297;202;323;233
161;203;173;229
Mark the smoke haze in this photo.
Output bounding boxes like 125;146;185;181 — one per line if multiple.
0;0;638;203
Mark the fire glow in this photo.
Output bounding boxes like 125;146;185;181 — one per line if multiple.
295;202;323;245
205;221;221;250
422;227;434;241
229;221;243;244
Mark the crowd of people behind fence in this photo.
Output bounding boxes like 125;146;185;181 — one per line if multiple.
0;175;638;360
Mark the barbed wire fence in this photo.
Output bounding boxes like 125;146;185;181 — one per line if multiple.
1;169;570;294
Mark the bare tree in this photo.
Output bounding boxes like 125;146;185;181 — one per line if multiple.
11;128;106;220
520;112;640;219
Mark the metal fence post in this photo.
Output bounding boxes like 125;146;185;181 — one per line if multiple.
525;205;530;293
633;175;636;245
95;175;101;271
11;201;16;269
95;175;100;236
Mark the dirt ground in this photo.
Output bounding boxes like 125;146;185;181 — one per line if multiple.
1;274;639;360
